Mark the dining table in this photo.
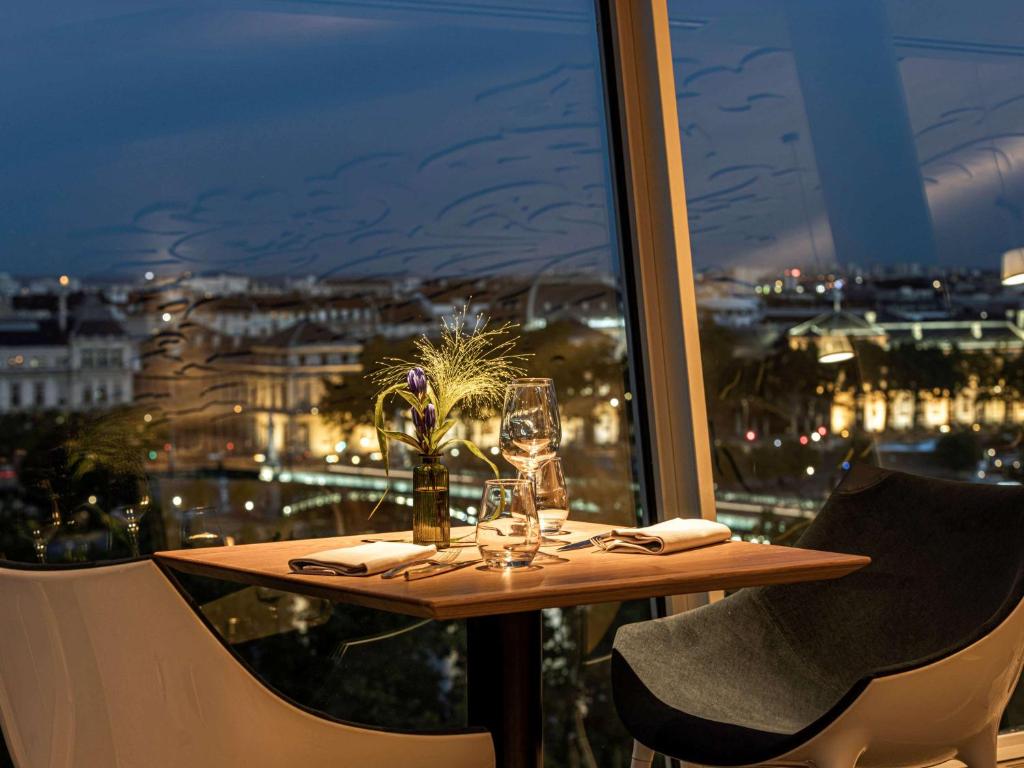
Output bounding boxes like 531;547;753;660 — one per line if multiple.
154;521;870;768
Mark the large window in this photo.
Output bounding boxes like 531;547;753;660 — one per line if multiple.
669;0;1024;735
0;1;650;764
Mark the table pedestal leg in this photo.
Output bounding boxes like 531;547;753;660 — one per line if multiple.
467;610;542;768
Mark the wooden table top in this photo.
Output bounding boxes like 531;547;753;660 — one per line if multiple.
155;521;870;620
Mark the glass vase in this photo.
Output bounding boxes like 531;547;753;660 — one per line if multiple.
413;454;450;548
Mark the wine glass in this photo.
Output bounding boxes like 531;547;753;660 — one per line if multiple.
518;457;569;535
499;378;561;482
475;479;540;569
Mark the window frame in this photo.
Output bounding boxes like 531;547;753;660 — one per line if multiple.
601;0;1024;756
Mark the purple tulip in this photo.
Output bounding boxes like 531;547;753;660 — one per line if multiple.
406;367;427;398
423;403;437;431
412;408;423;431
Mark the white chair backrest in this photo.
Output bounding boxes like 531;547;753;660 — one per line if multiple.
0;560;492;768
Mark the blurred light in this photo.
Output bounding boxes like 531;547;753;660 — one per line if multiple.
147;450;158;461
815;284;826;294
609;397;620;408
840;429;850;438
818;334;854;364
225;536;236;546
932;280;942;290
334;441;347;452
773;438;782;448
310;407;319;416
972;423;981;432
995;459;1004;468
624;392;633;401
172;496;182;507
233;404;243;414
87;495;97;505
1002;248;1024;285
359;437;370;448
226;441;235;451
810;432;821;443
799;435;809;445
161;312;172;322
467;506;477;516
370;451;383;461
805;466;815;476
978;470;987;479
253;453;266;463
244;500;255;512
259;467;274;482
144;271;155;281
325;454;339;464
58;274;70;287
841;461;851;471
817;426;827;436
987;448;997;457
351;455;361;465
939;424;951;434
163;443;172;451
450;448;461;457
744;430;756;441
489;446;500;455
791;268;802;278
143;413;152;423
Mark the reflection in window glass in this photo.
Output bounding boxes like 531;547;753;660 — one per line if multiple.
0;0;649;762
670;0;1024;733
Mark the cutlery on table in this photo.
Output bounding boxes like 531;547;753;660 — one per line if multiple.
556;536;601;552
403;558;483;580
380;549;460;579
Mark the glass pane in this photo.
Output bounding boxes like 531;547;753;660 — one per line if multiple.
0;0;649;761
669;0;1024;733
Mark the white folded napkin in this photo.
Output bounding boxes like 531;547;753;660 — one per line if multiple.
594;517;732;554
288;541;437;576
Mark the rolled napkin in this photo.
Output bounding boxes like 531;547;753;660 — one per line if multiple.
289;541;437;576
594;517;732;554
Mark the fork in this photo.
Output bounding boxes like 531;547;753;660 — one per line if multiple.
380;548;461;579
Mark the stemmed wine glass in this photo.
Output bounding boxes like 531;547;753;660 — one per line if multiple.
500;378;567;538
499;378;561;481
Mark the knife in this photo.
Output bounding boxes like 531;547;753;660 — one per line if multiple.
556;537;599;552
404;558;482;580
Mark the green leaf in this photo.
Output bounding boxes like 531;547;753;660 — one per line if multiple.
396;389;422;410
439;438;500;478
370;382;406;518
381;429;422;451
430;418;457;448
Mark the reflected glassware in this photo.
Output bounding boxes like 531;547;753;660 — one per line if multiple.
475;479;539;569
181;506;224;548
499;378;561;479
519;457;569;535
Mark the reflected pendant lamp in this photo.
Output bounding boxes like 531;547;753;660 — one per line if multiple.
818;334;854;364
1002;248;1024;286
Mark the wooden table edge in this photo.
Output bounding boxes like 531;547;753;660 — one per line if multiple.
154;550;870;621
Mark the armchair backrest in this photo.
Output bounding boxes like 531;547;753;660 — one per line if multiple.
758;465;1024;692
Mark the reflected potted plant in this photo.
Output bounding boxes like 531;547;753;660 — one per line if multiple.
370;310;526;547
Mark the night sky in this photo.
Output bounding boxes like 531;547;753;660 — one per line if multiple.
3;0;1024;280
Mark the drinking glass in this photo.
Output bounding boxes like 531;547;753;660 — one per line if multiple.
499;378;561;480
519;457;569;535
475;479;540;569
181;506;224;548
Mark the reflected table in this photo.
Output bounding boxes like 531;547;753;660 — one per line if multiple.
155;521;869;768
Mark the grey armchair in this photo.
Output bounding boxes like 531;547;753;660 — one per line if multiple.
612;464;1024;768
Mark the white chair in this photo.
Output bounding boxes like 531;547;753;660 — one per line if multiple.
0;559;495;768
